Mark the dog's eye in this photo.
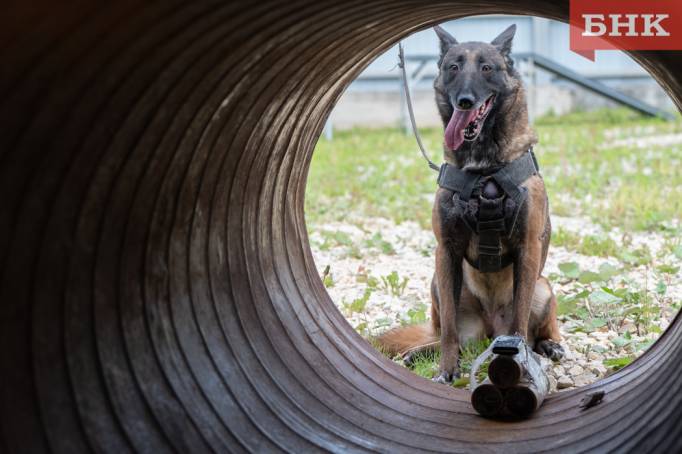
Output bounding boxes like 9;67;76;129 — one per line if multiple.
449;64;459;72
481;64;492;72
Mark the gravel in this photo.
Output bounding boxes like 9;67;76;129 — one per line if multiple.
310;215;680;393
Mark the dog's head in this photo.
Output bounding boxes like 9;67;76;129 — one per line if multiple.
434;24;520;152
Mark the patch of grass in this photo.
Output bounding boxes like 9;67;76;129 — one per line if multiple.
399;338;491;388
307;128;442;228
317;229;362;258
363;232;396;255
552;228;620;257
308;108;682;232
603;356;634;371
402;302;428;326
410;351;440;379
554;260;666;336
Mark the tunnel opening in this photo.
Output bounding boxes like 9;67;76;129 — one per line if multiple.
305;14;682;398
1;2;681;453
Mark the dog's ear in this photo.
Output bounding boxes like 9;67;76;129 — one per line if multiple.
434;25;457;60
491;24;516;56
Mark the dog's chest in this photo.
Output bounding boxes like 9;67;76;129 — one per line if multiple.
464;237;513;310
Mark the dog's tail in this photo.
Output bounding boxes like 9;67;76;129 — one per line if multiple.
375;323;439;358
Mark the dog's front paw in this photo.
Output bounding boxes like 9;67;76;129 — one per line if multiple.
537;339;565;361
432;370;459;385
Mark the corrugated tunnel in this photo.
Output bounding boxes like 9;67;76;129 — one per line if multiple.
1;1;681;452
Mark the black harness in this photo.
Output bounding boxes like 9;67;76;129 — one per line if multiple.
437;150;540;273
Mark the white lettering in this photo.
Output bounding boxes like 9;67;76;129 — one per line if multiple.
582;14;607;36
641;14;670;36
609;14;639;36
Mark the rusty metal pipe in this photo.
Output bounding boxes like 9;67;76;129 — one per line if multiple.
1;1;681;452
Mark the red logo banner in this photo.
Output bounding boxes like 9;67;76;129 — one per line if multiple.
570;0;682;60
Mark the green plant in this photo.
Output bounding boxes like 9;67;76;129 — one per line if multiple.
552;229;620;258
554;260;664;335
402;302;428;326
318;230;362;258
322;265;334;288
398;338;491;389
381;271;408;297
363;232;396;255
344;287;371;314
603;356;634;371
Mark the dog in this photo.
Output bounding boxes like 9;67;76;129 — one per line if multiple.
378;24;564;384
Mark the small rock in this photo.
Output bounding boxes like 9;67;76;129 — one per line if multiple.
587;351;601;361
568;365;585;376
548;375;558;392
557;376;574;389
553;365;565;376
589;363;607;376
573;372;597;387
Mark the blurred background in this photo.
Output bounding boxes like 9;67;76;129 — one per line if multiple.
324;15;674;136
307;16;682;393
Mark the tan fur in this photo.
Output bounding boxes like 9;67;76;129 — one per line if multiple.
376;324;439;357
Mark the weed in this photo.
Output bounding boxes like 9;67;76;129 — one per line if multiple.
322;265;334;288
552;228;620;258
603;356;634;371
363;232;396;255
318;230;362;258
402;302;428;326
380;271;409;297
554;260;665;335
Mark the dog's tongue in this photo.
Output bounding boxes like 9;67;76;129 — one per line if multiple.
445;108;478;151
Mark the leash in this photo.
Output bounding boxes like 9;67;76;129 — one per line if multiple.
398;43;440;172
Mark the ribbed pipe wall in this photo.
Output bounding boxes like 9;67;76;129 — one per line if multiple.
1;1;680;452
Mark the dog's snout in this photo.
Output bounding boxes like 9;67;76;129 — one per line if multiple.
457;95;475;110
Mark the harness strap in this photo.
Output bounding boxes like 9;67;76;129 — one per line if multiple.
477;193;506;272
437;150;540;273
492;150;538;235
437;150;538;203
465;254;514;273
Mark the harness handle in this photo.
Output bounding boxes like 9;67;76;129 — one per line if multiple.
398;43;440;172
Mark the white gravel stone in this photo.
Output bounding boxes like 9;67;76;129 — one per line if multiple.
567;365;585;376
557;376;574;389
587;351;601;361
548;375;558;392
573;372;597;387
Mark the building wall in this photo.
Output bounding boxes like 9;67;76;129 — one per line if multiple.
327;16;673;131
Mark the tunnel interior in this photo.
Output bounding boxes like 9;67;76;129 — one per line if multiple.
1;2;681;453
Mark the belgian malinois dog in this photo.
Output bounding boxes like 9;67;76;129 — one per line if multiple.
378;24;564;384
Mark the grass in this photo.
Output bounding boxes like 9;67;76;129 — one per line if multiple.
552;228;621;258
404;339;492;388
306;108;682;232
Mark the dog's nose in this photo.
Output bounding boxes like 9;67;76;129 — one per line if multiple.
457;95;475;110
